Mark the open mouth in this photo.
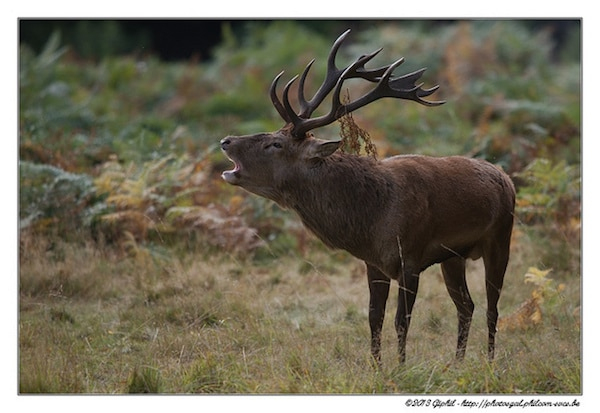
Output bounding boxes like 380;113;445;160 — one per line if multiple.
220;137;243;184
221;157;242;184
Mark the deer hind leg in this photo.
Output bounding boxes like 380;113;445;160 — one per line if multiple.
441;256;473;361
482;234;511;361
395;267;421;363
367;264;391;367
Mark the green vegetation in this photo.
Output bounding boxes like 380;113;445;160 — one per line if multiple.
19;21;580;393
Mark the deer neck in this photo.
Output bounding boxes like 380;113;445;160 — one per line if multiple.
280;154;390;251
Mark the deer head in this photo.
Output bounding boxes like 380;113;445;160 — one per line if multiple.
221;29;444;203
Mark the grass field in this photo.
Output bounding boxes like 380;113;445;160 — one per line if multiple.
18;224;580;394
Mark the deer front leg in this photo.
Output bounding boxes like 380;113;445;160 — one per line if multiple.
367;264;390;367
395;269;420;363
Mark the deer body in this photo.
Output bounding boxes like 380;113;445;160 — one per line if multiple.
220;30;515;365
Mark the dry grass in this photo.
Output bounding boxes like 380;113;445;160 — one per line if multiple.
18;227;580;394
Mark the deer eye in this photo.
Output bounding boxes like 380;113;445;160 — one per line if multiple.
265;142;283;150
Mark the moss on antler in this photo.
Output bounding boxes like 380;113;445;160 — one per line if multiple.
338;90;377;159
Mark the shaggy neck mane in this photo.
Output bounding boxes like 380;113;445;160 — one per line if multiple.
279;153;392;251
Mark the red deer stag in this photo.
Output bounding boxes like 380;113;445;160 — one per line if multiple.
220;30;515;365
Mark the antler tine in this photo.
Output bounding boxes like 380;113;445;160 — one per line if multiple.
389;67;446;106
341;61;446;115
296;29;351;118
352;49;389;81
270;71;292;122
282;74;302;127
297;59;315;116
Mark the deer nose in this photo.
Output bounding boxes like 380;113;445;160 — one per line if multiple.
220;137;231;150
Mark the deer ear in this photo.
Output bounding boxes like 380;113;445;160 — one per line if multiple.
307;139;341;159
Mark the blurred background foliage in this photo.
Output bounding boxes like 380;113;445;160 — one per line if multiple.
19;20;581;273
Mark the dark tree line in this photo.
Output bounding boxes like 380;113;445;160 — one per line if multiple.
19;19;579;62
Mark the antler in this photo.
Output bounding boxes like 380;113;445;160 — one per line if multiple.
269;29;445;139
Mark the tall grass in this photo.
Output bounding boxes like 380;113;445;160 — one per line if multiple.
19;229;580;393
